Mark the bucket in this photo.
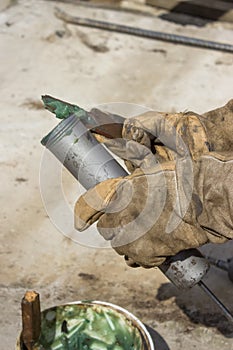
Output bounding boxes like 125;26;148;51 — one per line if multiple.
17;300;155;350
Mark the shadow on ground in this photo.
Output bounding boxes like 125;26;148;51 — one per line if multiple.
158;0;233;27
159;12;211;27
156;282;233;337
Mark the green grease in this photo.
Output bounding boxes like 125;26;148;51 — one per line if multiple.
41;95;94;126
33;304;143;350
42;95;82;119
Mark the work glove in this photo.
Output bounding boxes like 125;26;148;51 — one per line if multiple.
75;100;233;267
94;99;233;174
75;147;233;267
121;99;233;168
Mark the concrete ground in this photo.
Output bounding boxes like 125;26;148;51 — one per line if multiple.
0;0;233;349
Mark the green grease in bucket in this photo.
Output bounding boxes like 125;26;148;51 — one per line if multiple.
33;303;143;350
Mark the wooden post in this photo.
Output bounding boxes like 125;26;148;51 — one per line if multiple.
21;291;41;350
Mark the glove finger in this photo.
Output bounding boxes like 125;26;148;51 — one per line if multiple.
124;140;158;170
74;177;122;231
123;111;209;160
123;255;165;268
103;138;158;172
122;111;169;147
102;138;128;159
123;111;186;155
114;240;167;268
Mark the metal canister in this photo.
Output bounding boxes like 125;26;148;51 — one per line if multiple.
41;114;127;189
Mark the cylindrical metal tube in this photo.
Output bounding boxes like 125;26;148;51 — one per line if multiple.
41;114;128;189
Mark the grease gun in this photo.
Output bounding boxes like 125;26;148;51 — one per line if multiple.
41;112;233;325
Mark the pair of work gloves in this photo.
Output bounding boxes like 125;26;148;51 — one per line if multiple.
75;100;233;268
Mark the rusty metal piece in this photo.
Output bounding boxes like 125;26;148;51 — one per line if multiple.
89;107;124;139
21;291;41;350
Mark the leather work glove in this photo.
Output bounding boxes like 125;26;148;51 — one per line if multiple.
122;99;233;166
75;148;233;268
96;99;233;173
75;100;233;268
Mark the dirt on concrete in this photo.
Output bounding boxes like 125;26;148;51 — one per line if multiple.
0;1;233;349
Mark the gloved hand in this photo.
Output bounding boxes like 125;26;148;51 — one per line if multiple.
96;100;233;173
75;146;233;267
75;100;233;268
75;155;203;267
124;99;233;164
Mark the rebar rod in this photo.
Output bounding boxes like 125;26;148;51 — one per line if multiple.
55;8;233;53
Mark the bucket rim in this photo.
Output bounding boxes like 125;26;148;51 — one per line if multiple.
17;300;155;350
